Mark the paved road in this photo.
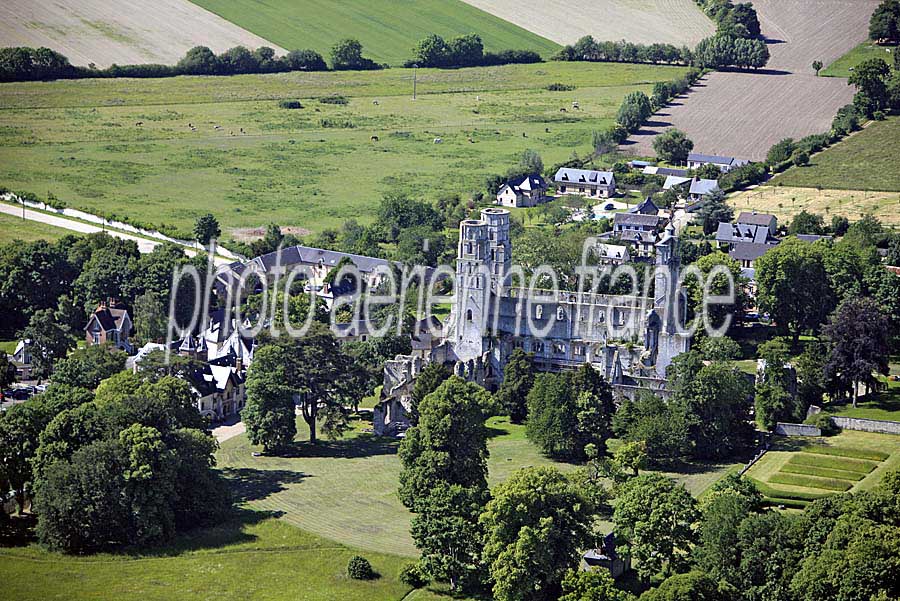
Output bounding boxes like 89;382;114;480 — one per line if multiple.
0;201;231;264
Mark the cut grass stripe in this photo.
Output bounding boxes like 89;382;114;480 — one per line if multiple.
763;496;811;509
779;463;864;481
788;453;877;474
750;479;835;501
801;445;889;462
769;473;853;492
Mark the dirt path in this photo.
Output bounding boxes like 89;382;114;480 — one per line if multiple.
0;201;232;264
0;0;285;67
623;0;879;160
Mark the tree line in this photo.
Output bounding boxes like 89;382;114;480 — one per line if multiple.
406;33;541;68
0;347;230;553
393;362;900;600
0;38;384;83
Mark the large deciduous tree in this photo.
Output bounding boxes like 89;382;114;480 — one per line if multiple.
193;213;221;245
824;297;890;406
243;344;297;453
755;238;834;346
399;376;490;590
495;348;534;423
653;128;694;164
613;473;699;580
481;466;595;601
409;361;451;426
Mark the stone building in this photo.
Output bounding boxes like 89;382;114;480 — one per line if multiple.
375;207;691;435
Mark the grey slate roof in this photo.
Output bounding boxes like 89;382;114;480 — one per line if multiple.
614;213;662;228
628;197;659;215
716;222;778;245
796;234;833;243
689;178;721;196
737;212;777;228
554;168;615;186
653;167;689;177
729;241;776;262
503;173;547;193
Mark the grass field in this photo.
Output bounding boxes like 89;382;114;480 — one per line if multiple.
821;378;900;421
0;211;75;243
769;117;900;192
190;0;559;66
217;413;739;558
0;62;685;239
821;41;898;78
745;430;900;507
728;186;900;227
0;513;465;601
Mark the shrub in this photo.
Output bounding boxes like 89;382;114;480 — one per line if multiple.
399;563;428;587
873;110;886;120
768;472;853;491
278;100;303;109
804;413;840;436
347;555;376;580
546;82;576;91
319;94;349;105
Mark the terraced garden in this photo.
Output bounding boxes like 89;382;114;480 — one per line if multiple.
745;431;899;508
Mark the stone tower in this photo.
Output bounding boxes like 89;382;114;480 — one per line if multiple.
652;222;690;376
451;216;492;361
480;207;511;291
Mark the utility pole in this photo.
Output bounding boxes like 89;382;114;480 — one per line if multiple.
412;64;418;100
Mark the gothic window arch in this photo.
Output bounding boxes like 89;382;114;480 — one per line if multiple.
535;305;543;319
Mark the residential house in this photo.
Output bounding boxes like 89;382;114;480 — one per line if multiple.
628;197;659;216
715;219;780;272
643;166;689;178
554;168;617;198
663;176;722;208
184;358;247;421
598;212;666;257
582;533;631;579
495;174;549;208
736;211;777;235
593;243;631;265
687;153;749;173
11;339;32;380
84;299;133;353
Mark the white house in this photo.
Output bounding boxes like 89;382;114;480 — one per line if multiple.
496;174;549;208
554;168;617;198
686;153;749;173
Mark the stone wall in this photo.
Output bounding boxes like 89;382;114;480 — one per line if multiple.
774;422;821;436
831;416;900;435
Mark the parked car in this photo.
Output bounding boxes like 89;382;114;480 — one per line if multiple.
8;387;34;400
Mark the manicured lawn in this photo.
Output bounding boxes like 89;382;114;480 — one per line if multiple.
820;378;900;421
769;117;900;192
0;512;465;601
821;41;898;78
0;211;75;244
217;413;739;558
0;340;17;354
0;62;685;238
745;430;900;507
190;0;560;66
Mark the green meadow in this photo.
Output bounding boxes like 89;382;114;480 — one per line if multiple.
189;0;560;66
821;41;897;78
770;117;900;192
0;62;684;241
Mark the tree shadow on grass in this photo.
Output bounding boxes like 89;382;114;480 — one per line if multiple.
125;508;282;558
220;467;310;503
280;434;400;459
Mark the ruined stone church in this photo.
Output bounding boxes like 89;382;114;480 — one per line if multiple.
375;207;692;434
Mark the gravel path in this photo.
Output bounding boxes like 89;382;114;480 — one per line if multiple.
623;0;879;161
0;201;232;264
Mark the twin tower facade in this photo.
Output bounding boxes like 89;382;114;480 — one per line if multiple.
446;207;690;392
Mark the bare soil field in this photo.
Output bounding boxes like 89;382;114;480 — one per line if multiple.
624;0;879;161
460;0;715;46
0;0;284;67
729;186;900;227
